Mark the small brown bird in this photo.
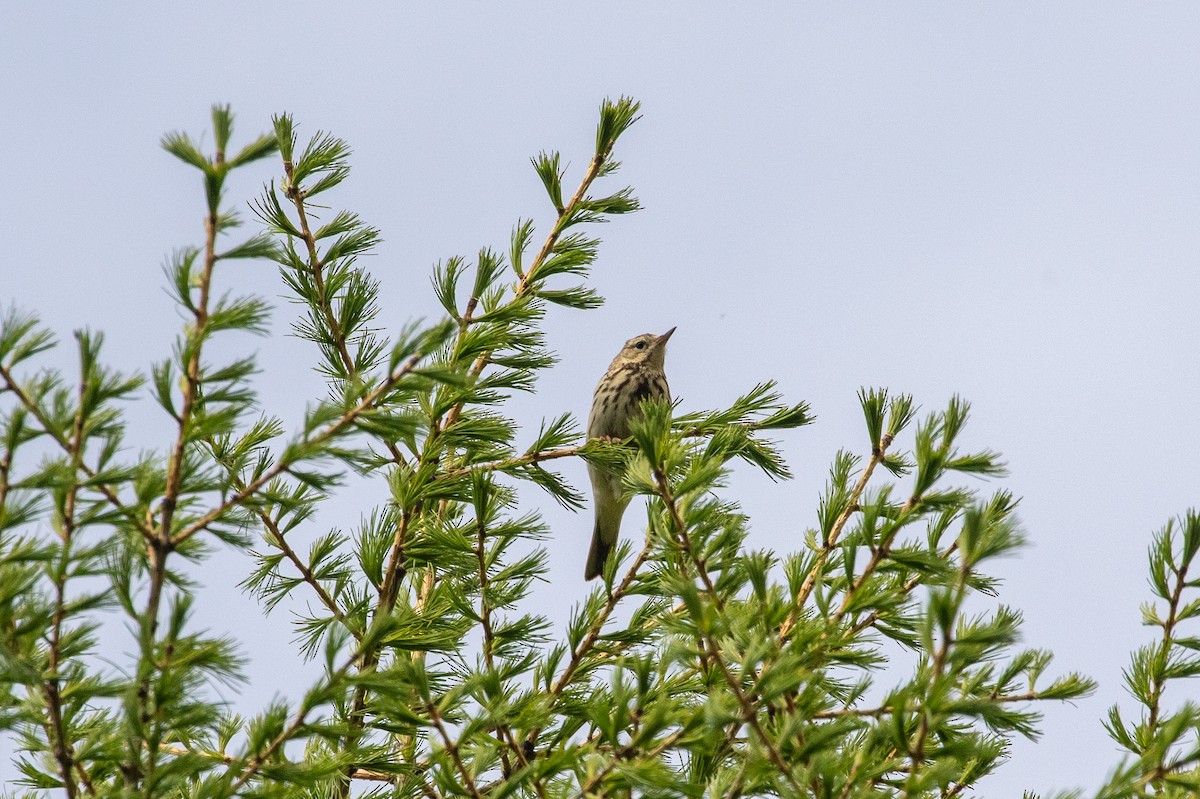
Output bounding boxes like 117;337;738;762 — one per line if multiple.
584;328;674;580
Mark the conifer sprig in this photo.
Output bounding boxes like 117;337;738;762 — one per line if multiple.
0;99;1176;799
1098;512;1200;798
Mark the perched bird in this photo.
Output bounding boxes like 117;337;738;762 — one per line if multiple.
584;328;675;580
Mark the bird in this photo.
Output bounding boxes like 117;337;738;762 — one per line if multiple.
584;327;675;580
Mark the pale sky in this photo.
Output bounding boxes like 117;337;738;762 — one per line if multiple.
4;4;1200;795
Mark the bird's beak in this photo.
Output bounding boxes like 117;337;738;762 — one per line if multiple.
656;327;676;347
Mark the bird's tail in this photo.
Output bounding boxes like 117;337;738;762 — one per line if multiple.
584;520;614;581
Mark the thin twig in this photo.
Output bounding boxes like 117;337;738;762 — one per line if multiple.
524;536;654;756
42;363;91;799
442;140;615;434
170;348;429;547
281;172;409;471
847;542;960;638
282;166;358;381
831;491;923;624
570;728;686;799
779;433;894;641
230;648;362;791
136;166;225;789
438;445;582;481
264;511;349;629
904;555;969;790
0;364;149;540
473;505;525;776
158;744;397;782
653;469;803;796
1143;526;1193;784
427;702;484;799
813;689;1059;721
377;507;413;614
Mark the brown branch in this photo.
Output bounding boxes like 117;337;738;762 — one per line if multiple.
0;364;149;541
557;539;654;693
472;507;525;777
170;348;429;548
942;780;969;799
1142;527;1193;786
778;432;894;641
135;167;225;789
281;169;413;467
229;649;360;791
342;505;420;793
437;423;770;484
0;448;10;524
570;728;686;799
160;209;218;543
158;743;397;783
201;429;351;633
40;361;94;798
905;555;969;788
652;469;803;796
438;445;582;481
813;690;1058;722
1148;557;1190;734
847;542;960;638
524;536;655;756
264;511;348;630
442;140;616;435
831;491;923;625
1142;750;1200;789
282;165;357;382
427;702;483;799
377;507;413;614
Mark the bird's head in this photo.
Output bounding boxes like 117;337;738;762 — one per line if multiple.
614;327;675;370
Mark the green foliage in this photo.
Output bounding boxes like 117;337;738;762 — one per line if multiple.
0;97;1185;799
1096;513;1200;798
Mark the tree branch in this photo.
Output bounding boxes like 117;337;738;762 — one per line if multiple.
0;364;149;541
170;348;430;548
779;432;894;641
652;469;803;796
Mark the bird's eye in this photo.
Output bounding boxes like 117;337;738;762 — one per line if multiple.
635;341;647;350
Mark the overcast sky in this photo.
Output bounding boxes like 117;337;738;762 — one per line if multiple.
4;4;1200;795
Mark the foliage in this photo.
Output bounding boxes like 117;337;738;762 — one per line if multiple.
0;100;1189;799
1095;513;1200;797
